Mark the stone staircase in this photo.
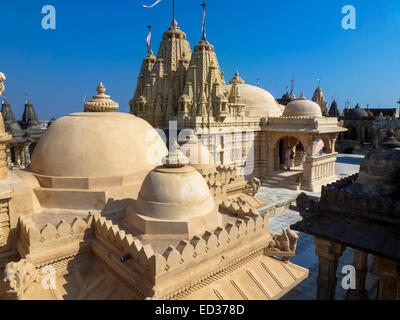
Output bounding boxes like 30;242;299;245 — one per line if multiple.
262;170;303;191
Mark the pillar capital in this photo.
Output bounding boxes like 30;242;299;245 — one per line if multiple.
314;237;346;261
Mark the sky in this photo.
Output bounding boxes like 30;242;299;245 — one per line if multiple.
0;0;399;120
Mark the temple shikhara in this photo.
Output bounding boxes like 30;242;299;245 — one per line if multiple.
0;2;399;301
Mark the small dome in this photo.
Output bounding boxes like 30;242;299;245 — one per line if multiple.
136;147;216;221
346;104;369;119
226;83;282;117
283;93;322;117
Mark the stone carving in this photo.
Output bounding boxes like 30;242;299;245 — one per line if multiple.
219;196;258;217
245;177;261;196
267;229;299;260
3;259;38;298
0;72;5;96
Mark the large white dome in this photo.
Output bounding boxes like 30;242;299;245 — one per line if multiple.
226;83;282;117
30;112;168;178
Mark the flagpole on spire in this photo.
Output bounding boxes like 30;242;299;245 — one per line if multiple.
173;0;175;22
201;3;207;41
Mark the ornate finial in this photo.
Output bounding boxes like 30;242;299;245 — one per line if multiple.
162;139;189;168
299;93;306;100
84;82;119;112
24;93;29;104
381;129;400;149
97;82;106;94
290;76;296;99
201;3;207;41
0;72;5;97
229;71;245;85
317;76;321;86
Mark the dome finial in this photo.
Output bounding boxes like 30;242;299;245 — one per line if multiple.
163;139;189;168
299;92;306;100
97;82;106;95
84;82;119;112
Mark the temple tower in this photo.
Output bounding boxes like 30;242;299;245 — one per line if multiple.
130;20;192;126
179;38;227;121
312;84;329;116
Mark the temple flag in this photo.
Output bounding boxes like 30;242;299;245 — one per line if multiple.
146;26;152;54
142;0;163;8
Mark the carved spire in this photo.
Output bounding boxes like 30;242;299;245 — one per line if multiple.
312;80;329;115
229;71;245;85
84;82;119;112
328;100;340;117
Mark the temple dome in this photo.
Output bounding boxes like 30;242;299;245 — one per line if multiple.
283;93;322;117
136;164;216;221
30;84;168;178
127;146;221;239
226;83;282;117
347;104;369;119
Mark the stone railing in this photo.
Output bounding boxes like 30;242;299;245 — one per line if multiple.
308;152;338;181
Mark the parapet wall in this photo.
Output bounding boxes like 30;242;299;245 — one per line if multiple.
91;212;270;298
17;215;93;266
320;174;400;223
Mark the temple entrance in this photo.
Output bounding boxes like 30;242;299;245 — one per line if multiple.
267;136;307;190
273;136;307;171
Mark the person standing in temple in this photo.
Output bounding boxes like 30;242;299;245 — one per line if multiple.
285;147;293;171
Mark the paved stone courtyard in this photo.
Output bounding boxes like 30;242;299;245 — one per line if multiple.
256;154;379;300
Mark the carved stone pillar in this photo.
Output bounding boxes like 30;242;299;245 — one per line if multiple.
375;256;400;300
314;237;346;300
266;133;275;174
0;114;12;179
346;249;369;300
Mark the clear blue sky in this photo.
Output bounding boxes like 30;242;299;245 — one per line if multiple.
1;0;399;120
